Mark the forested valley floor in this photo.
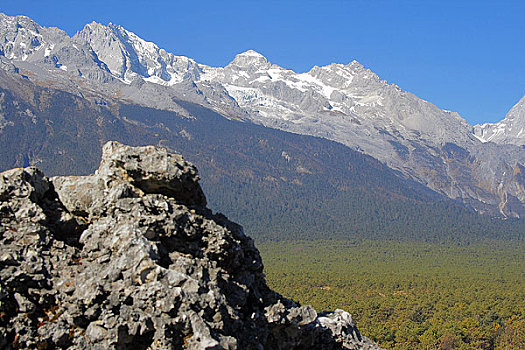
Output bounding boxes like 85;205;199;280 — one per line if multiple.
259;240;525;349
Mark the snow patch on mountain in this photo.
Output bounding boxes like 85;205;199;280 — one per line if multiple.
74;21;203;85
1;13;525;217
474;95;525;145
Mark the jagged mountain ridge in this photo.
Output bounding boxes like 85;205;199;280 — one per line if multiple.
0;13;113;82
74;21;202;84
474;95;525;145
1;13;525;217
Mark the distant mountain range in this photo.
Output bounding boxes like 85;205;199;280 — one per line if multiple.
0;13;524;225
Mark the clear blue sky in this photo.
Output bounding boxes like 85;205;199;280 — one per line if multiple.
1;0;523;124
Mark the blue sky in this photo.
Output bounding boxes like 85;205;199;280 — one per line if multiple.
1;0;523;124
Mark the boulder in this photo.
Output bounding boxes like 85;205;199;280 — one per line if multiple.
0;141;381;349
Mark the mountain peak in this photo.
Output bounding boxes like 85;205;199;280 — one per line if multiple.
238;49;265;58
473;94;525;145
0;13;34;23
81;21;110;35
228;49;270;70
0;13;69;61
0;12;42;32
81;21;129;37
345;60;365;69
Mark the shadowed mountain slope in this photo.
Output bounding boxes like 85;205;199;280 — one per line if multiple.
1;13;525;217
1;69;523;242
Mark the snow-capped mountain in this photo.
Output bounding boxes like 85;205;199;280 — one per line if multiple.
0;13;113;82
0;13;67;62
73;21;203;85
474;95;525;145
198;50;477;164
1;13;525;217
194;50;525;217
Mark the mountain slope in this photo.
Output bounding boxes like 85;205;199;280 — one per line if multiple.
194;50;525;218
1;68;524;242
0;13;525;217
73;21;202;84
474;95;525;145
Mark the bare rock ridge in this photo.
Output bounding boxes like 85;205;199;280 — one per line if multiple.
474;95;525;146
0;141;380;349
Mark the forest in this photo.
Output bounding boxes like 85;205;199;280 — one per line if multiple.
3;93;525;245
2;89;524;349
259;240;525;349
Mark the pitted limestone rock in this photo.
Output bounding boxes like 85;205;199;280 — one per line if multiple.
0;141;382;349
97;141;206;206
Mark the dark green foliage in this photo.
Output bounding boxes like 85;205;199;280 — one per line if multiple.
1;72;524;349
259;240;525;349
120;103;525;243
0;73;524;243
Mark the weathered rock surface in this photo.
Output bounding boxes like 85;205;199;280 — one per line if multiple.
0;141;381;349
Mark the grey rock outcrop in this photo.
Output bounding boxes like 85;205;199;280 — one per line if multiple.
0;141;381;349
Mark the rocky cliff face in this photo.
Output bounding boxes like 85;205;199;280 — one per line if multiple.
0;141;380;349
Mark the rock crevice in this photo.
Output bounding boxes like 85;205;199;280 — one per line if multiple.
0;141;380;349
